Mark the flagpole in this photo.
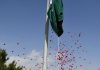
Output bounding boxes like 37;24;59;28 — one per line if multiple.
43;0;50;70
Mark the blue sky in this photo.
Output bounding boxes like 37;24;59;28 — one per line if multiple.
0;0;100;70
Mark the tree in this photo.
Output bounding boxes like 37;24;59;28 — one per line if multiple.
7;61;23;70
0;49;23;70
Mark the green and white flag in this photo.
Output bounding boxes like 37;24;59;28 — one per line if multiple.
48;0;63;37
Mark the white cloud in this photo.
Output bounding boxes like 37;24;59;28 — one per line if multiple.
6;50;62;70
6;50;43;70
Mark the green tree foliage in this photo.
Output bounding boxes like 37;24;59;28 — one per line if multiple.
0;49;23;70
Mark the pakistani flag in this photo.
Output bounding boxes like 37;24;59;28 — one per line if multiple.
48;0;63;37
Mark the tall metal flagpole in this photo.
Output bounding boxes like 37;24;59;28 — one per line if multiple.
43;0;50;70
